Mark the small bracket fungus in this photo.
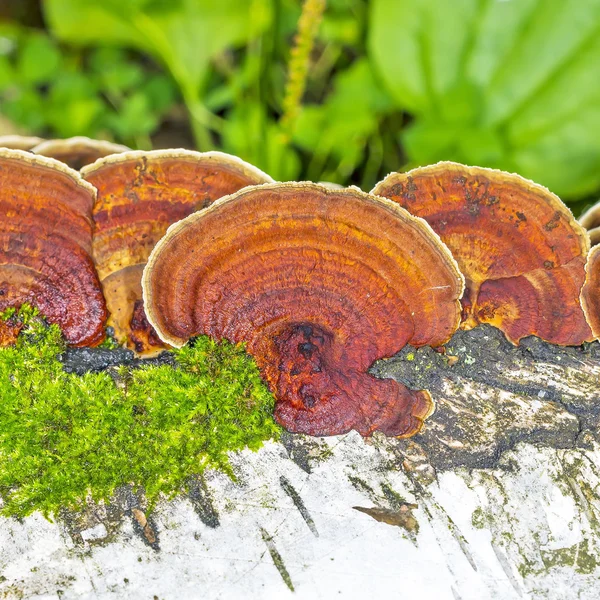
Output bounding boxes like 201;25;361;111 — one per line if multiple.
142;183;464;437
32;136;130;170
82;150;273;355
582;245;600;339
373;162;593;346
0;149;107;346
0;135;45;151
579;200;600;247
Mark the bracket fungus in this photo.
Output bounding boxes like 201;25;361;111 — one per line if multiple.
0;135;45;151
0;149;107;346
373;162;593;346
82;149;273;355
32;136;130;170
142;183;464;437
582;245;600;339
579;201;600;247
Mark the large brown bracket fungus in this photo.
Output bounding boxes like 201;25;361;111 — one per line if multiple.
82;149;273;355
582;245;600;339
32;137;130;170
373;162;593;346
579;200;600;247
0;149;107;346
142;183;464;437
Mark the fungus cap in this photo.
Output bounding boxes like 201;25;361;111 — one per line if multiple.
581;245;600;339
32;136;130;170
142;182;464;437
83;149;273;355
0;149;107;346
0;135;45;151
373;162;593;345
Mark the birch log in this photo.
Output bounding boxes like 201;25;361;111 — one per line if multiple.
1;325;599;600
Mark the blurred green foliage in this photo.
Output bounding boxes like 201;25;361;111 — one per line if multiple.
370;0;600;201
0;23;177;146
1;0;600;207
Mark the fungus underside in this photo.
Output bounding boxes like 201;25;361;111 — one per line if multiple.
0;306;280;519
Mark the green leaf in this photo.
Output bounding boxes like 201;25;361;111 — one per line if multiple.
89;48;145;93
43;0;272;97
293;59;394;179
0;56;14;90
221;102;301;181
141;73;178;112
105;92;159;139
369;0;600;199
16;33;62;84
45;73;104;137
2;88;47;131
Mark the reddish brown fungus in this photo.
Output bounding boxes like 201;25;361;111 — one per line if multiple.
0;149;107;346
142;183;464;437
82;149;273;355
582;246;600;339
32;136;129;170
373;162;593;345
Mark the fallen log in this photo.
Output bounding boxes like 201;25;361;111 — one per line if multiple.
1;327;599;599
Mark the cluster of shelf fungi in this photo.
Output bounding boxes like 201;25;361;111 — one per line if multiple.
0;135;599;440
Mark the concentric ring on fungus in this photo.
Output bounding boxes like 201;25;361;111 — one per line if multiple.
142;182;464;437
373;162;593;345
582;245;600;339
82;149;273;355
0;149;107;346
32;136;130;170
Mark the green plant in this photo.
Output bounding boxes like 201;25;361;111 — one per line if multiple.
41;0;395;184
0;306;280;519
43;0;272;150
0;23;177;146
281;0;327;137
2;0;598;205
369;0;600;203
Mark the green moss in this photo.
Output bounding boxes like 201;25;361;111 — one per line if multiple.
471;507;486;529
380;483;407;509
540;539;599;575
96;332;119;349
0;307;280;519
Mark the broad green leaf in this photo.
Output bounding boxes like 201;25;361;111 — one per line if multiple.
368;0;479;115
89;48;145;93
45;73;104;137
16;34;62;85
369;0;600;199
43;0;272;96
105;92;158;139
142;74;177;112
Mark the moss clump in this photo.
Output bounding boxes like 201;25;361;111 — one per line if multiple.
471;507;487;529
0;306;280;519
540;539;599;575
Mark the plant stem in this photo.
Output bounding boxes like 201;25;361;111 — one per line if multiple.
183;86;228;152
182;87;215;151
280;0;327;140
